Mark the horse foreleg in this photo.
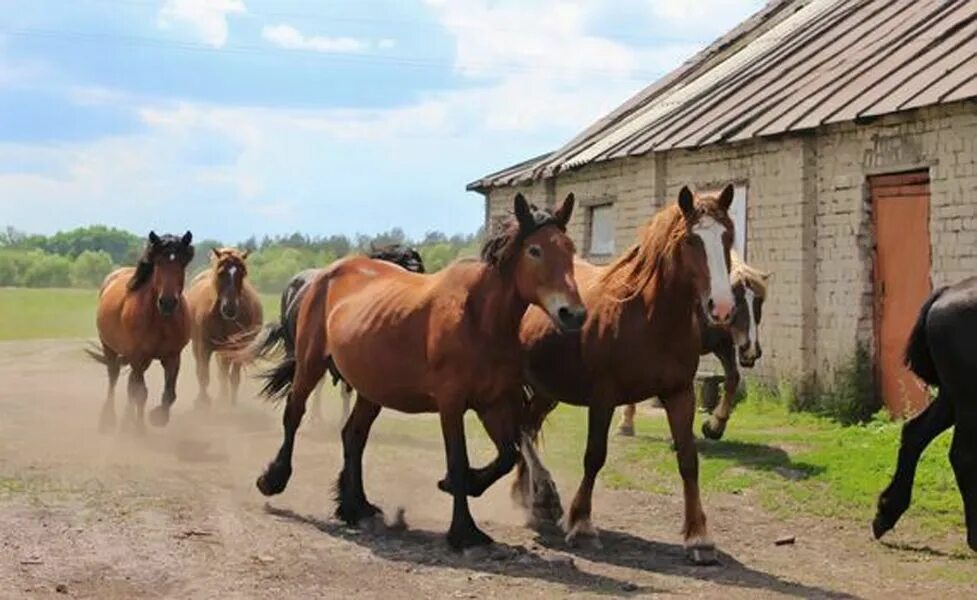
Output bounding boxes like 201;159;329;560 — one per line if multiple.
125;361;150;435
438;400;519;498
440;402;492;551
340;382;353;427
193;340;212;408
335;394;383;528
617;403;637;436
873;391;953;540
149;354;180;427
308;381;324;426
256;358;325;496
703;342;738;440
98;344;121;433
216;354;231;403
228;360;242;405
565;404;613;547
663;386;715;564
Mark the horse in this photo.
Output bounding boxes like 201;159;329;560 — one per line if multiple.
873;276;977;552
616;251;770;440
512;185;735;564
88;231;194;433
229;244;426;424
255;193;585;551
185;247;263;406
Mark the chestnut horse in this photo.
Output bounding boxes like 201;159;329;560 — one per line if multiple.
256;194;585;551
513;185;734;564
186;247;263;406
89;231;194;432
617;251;770;440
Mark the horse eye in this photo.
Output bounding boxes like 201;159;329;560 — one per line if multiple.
528;245;542;259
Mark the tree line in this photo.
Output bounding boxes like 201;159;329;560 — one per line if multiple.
0;225;482;292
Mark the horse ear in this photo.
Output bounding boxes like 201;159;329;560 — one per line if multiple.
717;184;734;212
241;250;250;261
554;193;575;228
148;231;160;245
211;247;221;260
182;231;193;246
678;186;695;218
762;270;773;281
514;193;535;231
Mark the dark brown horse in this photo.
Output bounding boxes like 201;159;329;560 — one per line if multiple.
874;277;977;551
186;247;263;405
256;194;585;551
617;250;770;440
89;231;194;432
513;186;735;564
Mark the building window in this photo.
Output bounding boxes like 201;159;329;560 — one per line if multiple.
730;184;747;259
588;204;615;256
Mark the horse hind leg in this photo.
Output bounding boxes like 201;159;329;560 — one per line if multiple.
663;386;715;564
335;394;383;529
256;357;326;496
517;430;564;528
617;403;637;436
98;345;122;433
949;408;977;551
873;391;953;540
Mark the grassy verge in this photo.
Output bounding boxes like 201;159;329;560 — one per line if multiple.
0;287;279;341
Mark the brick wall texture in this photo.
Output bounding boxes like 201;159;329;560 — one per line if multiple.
481;101;977;388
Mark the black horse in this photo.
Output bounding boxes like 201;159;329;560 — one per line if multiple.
873;276;977;551
233;244;425;423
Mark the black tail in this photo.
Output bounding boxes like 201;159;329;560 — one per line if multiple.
903;287;947;387
260;357;296;401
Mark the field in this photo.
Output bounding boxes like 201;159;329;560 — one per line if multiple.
1;288;974;597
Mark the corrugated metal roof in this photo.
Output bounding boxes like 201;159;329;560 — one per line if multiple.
471;0;977;190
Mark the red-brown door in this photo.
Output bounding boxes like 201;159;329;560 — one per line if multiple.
871;171;932;417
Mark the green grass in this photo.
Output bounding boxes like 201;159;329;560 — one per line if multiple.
0;287;279;341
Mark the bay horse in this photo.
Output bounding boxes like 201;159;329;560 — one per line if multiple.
256;194;585;551
88;231;194;432
186;247;263;406
513;185;735;564
874;276;977;552
617;251;770;440
230;244;426;424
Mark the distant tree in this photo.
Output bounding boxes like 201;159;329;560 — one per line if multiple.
19;251;71;287
69;250;115;288
41;225;142;264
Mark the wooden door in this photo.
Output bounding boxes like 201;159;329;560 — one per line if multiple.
871;171;932;417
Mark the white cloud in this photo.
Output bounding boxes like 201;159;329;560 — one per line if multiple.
158;0;247;48
262;24;368;53
378;39;397;50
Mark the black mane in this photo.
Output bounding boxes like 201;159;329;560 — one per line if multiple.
480;203;563;267
369;243;425;273
127;234;195;292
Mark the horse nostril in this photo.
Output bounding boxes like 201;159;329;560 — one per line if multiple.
558;306;586;330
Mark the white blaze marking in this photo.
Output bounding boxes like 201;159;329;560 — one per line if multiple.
169;253;176;261
692;216;733;318
228;266;237;278
745;287;757;353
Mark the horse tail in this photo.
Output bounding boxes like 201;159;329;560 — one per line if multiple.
84;342;128;366
260;357;296;401
227;323;285;365
904;286;948;387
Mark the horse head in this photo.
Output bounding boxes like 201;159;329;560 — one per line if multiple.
211;247;250;320
677;185;735;326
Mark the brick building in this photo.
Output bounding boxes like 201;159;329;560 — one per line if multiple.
467;0;977;415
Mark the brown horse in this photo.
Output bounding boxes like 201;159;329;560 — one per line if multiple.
617;250;770;440
89;231;194;432
513;185;735;564
256;194;585;551
186;247;263;406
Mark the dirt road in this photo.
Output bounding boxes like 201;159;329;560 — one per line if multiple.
0;340;972;598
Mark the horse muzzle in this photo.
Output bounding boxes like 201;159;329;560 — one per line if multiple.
219;301;239;321
556;305;587;332
738;344;761;368
157;296;179;317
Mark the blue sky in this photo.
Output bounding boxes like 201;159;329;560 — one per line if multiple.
0;0;763;242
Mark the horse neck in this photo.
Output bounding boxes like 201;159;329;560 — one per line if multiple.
466;263;528;343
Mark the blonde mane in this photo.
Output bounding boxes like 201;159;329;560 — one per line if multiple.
729;250;769;298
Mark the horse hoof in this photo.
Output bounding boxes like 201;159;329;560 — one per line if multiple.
437;477;452;495
448;526;494;552
686;543;718;565
871;515;892;540
565;520;601;549
147;406;170;427
357;512;386;533
701;421;724;440
256;465;291;496
617;424;635;437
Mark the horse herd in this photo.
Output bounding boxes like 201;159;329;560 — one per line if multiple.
86;185;977;562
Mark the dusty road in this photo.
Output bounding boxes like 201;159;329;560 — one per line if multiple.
0;340;973;598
